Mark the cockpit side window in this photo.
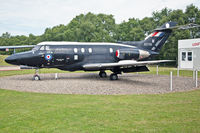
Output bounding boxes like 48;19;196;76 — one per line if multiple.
32;45;41;51
40;46;45;50
46;46;50;51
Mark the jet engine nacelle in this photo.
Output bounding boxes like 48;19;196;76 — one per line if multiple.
116;49;150;60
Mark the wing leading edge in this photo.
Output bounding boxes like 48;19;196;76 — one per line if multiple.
0;45;35;50
83;60;174;69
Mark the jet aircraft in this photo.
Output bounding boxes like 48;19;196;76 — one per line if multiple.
1;22;199;80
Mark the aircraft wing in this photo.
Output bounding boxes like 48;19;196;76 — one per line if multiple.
0;45;35;50
83;60;174;69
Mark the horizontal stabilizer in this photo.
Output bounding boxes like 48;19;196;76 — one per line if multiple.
155;23;200;31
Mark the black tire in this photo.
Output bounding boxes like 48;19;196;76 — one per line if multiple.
33;75;40;81
99;71;107;78
110;74;118;80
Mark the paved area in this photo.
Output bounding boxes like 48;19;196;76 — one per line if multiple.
0;73;198;95
0;66;20;71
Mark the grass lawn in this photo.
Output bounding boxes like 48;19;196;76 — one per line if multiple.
0;55;11;66
0;55;200;132
0;89;200;132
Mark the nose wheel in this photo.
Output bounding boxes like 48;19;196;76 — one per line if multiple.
110;73;118;80
99;71;107;78
33;69;41;81
33;75;40;81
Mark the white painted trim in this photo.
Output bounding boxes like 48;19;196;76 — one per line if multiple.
37;41;136;48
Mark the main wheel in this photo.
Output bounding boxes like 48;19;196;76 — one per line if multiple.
33;75;40;81
110;74;118;80
99;71;107;78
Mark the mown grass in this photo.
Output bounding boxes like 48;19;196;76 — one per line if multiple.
0;55;11;66
0;89;200;132
1;55;200;132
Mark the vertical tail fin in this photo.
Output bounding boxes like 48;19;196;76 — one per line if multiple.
139;22;177;52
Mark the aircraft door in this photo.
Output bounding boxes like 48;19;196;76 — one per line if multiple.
53;48;74;66
54;53;67;66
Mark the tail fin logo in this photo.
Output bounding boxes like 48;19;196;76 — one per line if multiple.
145;32;165;40
152;32;164;37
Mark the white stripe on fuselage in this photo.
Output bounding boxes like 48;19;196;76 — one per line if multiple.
37;41;136;48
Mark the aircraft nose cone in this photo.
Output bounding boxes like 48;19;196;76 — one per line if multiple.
5;55;18;65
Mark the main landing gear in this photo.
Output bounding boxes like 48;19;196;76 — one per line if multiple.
99;71;107;78
33;69;40;81
110;73;118;80
99;71;119;80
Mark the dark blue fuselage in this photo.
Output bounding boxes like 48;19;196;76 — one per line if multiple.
5;42;145;71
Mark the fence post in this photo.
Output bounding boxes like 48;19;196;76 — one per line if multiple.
55;73;58;80
170;71;173;91
193;70;195;80
177;66;179;77
156;65;158;75
196;70;198;88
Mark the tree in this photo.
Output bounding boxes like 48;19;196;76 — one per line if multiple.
1;32;11;39
0;4;200;66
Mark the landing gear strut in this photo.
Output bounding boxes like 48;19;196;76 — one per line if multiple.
99;71;107;78
110;73;118;80
33;69;40;81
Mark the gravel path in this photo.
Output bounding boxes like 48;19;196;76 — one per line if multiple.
0;66;20;71
0;73;198;95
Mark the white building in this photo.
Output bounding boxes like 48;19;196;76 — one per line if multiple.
178;38;200;70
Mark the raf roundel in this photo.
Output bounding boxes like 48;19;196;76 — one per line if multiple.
45;54;52;61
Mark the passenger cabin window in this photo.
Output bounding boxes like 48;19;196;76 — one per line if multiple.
188;52;192;61
110;48;113;53
88;48;92;53
81;48;85;53
74;48;78;53
74;55;78;60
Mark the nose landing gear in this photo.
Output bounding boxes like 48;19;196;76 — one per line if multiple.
33;69;40;81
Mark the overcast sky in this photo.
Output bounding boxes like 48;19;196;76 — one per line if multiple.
0;0;199;36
